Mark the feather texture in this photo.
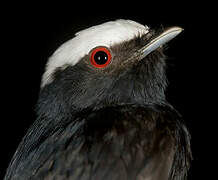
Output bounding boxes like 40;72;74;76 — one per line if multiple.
4;105;191;180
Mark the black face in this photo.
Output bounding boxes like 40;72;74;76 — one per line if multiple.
37;32;167;120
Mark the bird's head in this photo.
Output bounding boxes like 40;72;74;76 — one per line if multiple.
38;19;182;119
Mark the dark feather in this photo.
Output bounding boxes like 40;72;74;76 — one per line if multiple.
4;105;191;180
4;25;192;179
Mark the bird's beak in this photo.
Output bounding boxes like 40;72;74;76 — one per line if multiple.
128;27;183;62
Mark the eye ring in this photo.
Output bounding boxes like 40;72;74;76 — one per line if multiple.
90;47;112;68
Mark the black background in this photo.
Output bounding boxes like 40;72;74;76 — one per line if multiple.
1;1;215;179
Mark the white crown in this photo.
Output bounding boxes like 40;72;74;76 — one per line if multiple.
41;19;149;87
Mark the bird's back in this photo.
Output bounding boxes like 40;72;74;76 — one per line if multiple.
5;105;191;180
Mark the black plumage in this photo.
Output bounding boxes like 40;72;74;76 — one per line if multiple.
4;20;192;180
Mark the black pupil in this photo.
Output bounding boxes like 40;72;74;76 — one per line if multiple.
94;51;108;65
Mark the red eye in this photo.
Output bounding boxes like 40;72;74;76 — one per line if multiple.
90;47;112;68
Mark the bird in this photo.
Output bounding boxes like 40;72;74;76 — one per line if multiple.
4;19;192;180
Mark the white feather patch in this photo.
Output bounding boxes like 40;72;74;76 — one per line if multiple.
41;19;149;87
